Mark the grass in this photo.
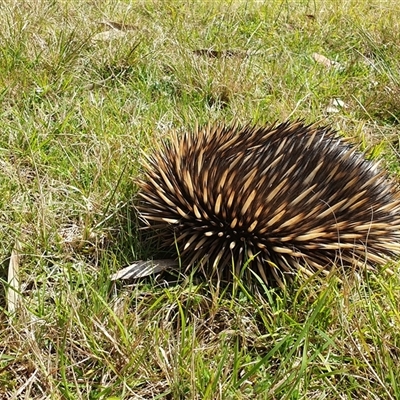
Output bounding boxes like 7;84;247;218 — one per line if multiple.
1;0;400;398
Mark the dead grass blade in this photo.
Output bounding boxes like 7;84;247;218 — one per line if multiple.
7;240;21;315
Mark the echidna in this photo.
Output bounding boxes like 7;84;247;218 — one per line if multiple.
137;121;400;286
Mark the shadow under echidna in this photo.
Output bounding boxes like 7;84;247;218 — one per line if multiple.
136;121;400;287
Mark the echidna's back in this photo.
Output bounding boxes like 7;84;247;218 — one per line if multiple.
138;121;400;286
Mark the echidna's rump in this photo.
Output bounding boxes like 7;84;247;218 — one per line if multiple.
137;121;400;286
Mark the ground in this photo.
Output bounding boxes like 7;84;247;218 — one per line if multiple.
1;0;400;399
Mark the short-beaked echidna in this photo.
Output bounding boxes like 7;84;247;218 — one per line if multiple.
137;121;400;286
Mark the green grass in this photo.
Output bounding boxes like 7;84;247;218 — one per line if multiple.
1;0;400;398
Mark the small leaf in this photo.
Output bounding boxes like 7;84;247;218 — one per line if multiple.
312;52;342;69
325;105;340;113
325;97;349;113
97;20;137;31
110;259;177;280
193;49;241;58
331;98;347;108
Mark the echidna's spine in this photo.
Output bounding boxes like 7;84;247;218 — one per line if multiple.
137;121;400;286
